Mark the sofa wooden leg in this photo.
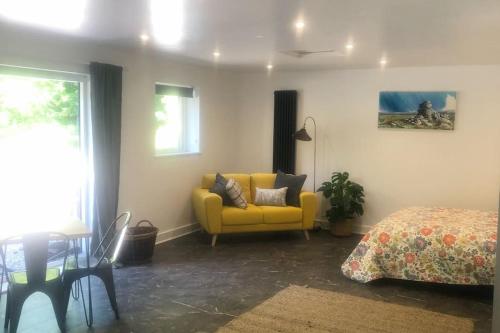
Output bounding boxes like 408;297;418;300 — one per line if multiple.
304;230;310;241
211;234;218;247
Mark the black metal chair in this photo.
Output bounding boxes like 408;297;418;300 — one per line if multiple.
1;232;70;333
62;211;131;324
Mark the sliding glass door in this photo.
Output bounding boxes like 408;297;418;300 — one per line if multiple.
0;66;90;232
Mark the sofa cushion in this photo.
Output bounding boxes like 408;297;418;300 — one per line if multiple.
225;178;248;209
260;206;303;224
254;187;287;207
250;173;277;202
274;170;306;207
209;173;234;206
222;204;263;225
202;174;252;203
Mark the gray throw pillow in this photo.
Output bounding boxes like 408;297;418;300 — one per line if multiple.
254;187;288;206
209;173;234;206
274;170;307;207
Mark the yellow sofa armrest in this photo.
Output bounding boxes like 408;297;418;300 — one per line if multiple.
192;188;222;234
300;191;317;230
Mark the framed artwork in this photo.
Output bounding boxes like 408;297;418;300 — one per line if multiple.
379;91;456;130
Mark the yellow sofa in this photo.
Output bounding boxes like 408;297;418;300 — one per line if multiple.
192;173;317;246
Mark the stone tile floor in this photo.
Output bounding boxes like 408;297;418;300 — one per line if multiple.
0;230;493;332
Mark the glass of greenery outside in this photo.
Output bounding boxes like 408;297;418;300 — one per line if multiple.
317;172;365;236
0;74;81;229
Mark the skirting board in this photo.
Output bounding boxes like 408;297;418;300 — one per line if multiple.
316;218;371;235
156;223;200;245
155;220;370;245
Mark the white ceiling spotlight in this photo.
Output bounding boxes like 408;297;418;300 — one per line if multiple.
213;50;220;58
345;42;354;50
150;0;184;46
380;58;388;66
140;33;150;43
0;0;87;31
266;64;273;70
294;20;305;30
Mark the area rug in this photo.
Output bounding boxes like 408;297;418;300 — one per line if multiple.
217;285;473;333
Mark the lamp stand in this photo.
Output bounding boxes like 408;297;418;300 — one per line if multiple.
303;116;317;192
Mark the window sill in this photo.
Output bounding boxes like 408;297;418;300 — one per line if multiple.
155;151;201;158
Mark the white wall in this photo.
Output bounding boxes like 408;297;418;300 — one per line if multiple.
235;66;500;231
1;27;240;241
2;25;500;237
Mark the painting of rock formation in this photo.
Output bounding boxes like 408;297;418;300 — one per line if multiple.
378;91;456;130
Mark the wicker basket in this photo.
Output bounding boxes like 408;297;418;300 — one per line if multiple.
119;220;159;264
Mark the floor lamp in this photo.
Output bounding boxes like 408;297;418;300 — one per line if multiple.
294;116;317;192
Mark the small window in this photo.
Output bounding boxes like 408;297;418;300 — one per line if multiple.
154;83;199;156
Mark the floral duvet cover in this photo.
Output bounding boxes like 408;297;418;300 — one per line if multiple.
341;207;498;285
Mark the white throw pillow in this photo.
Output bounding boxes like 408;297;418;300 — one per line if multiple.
254;187;288;206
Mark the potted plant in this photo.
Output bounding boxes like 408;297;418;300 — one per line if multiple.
317;172;365;236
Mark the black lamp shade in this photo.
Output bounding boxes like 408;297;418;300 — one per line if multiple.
294;127;312;141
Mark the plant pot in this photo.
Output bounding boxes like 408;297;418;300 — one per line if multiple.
330;219;353;237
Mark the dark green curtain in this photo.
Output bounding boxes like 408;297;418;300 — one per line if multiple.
89;62;123;253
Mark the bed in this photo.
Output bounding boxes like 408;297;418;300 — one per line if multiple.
341;207;498;285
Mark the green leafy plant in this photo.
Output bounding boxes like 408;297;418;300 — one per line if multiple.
317;172;365;223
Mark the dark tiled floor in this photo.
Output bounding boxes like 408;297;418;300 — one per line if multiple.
0;230;493;332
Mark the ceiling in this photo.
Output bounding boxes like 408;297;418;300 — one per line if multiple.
1;0;500;70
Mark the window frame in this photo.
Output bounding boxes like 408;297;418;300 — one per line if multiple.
154;81;200;157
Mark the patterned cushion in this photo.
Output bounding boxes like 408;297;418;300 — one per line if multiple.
226;179;248;209
209;173;234;206
254;187;288;207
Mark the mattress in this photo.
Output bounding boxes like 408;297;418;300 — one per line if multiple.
341;207;498;285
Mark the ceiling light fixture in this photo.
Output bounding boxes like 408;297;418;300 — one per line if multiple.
267;64;273;70
380;58;388;66
140;34;150;42
345;43;354;50
295;20;305;30
151;0;184;46
213;51;220;58
0;0;87;31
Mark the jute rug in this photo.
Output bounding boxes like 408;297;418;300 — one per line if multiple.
217;285;474;333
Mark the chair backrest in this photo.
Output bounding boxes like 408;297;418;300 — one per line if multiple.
0;232;70;287
93;211;131;267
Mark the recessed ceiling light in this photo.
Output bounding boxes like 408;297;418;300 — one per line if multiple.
295;20;305;30
0;0;87;31
345;43;354;50
140;34;149;42
380;58;388;66
213;51;220;58
267;64;273;70
256;35;264;39
151;0;183;45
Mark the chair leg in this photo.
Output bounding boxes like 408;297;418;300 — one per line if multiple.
4;290;10;329
47;289;66;333
95;268;119;320
211;234;218;247
8;293;27;333
60;282;73;322
304;230;310;241
61;277;81;322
